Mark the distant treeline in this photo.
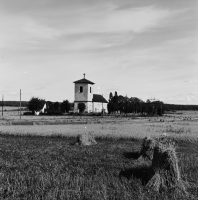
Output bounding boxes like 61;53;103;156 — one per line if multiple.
0;101;28;107
107;91;198;115
1;100;198;112
0;100;74;109
164;104;198;111
107;92;164;115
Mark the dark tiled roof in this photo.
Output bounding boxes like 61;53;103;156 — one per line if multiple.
73;78;95;85
93;94;108;103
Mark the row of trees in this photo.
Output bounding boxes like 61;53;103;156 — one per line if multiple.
27;94;198;116
47;100;71;113
0;101;28;107
27;97;71;114
27;97;86;114
164;104;198;111
107;92;164;115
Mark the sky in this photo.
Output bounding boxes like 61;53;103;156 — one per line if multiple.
0;0;198;104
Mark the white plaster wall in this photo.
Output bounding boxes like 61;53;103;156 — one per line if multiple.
74;102;78;112
93;102;108;113
74;102;107;113
74;83;88;101
87;85;93;102
74;83;93;102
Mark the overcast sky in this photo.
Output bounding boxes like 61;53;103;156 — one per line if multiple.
0;0;198;104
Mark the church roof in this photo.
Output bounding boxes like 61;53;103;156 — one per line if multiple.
73;78;95;85
93;94;108;103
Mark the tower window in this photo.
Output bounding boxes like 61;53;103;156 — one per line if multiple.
80;86;83;93
90;87;91;93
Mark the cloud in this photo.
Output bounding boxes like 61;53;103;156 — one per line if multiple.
35;86;46;90
107;86;121;91
6;92;18;96
0;15;61;50
0;2;174;52
0;0;197;103
183;80;198;85
166;93;198;104
61;5;172;35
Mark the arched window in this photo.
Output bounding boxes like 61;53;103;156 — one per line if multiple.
90;87;91;93
80;86;83;93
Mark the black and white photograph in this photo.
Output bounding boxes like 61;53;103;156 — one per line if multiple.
0;0;197;199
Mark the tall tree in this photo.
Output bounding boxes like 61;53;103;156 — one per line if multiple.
61;100;71;113
109;92;113;100
107;101;115;114
118;95;125;113
27;97;45;113
46;101;54;110
54;102;60;110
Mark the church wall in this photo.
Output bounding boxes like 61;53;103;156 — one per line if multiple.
74;102;89;113
93;102;108;113
74;83;93;102
74;102;78;112
87;102;93;112
74;102;107;113
74;83;88;101
87;85;93;102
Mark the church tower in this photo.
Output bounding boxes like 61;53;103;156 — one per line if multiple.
73;73;95;112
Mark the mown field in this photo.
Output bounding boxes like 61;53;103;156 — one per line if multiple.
0;110;198;199
0;134;197;200
0;106;26;118
1;113;198;141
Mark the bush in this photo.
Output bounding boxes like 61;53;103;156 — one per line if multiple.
78;103;86;113
27;97;45;113
41;110;62;116
53;102;60;110
88;112;102;116
61;100;71;113
23;112;34;116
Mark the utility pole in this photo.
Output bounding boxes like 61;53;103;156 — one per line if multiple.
20;89;21;120
102;94;103;117
2;95;3;116
125;95;128;117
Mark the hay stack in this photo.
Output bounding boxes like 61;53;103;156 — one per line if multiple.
146;143;187;194
74;132;97;146
139;137;156;160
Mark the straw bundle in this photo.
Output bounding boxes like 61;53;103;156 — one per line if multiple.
146;143;187;194
158;133;175;148
74;132;97;146
139;137;156;160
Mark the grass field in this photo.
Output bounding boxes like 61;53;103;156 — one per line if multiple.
0;134;197;200
0;110;198;199
1;116;198;141
0;106;26;118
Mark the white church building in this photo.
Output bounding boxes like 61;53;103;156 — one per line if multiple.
73;74;108;113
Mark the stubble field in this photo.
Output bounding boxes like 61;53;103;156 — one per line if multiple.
0;110;198;199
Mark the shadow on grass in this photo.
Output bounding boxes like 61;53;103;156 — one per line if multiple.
119;165;154;185
123;151;141;159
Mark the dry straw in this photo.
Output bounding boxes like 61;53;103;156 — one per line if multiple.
138;135;188;195
146;140;188;195
139;137;156;160
74;132;97;146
